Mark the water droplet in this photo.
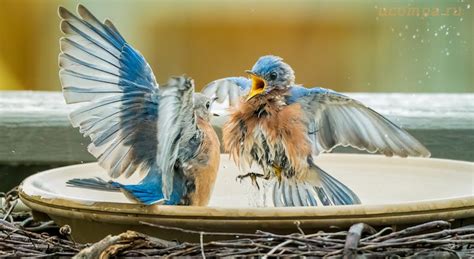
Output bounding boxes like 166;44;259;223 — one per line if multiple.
421;39;424;43
446;52;450;56
460;17;464;22
405;25;409;29
434;32;438;36
398;32;403;37
11;150;15;153
445;31;449;35
427;28;430;32
416;29;419;32
457;32;461;36
412;35;416;39
425;71;429;75
467;4;471;9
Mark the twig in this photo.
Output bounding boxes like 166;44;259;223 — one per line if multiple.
140;221;261;237
200;232;206;258
1;196;473;259
294;221;305;236
371;220;451;242
343;223;376;258
2;200;17;221
360;226;393;241
263;239;292;258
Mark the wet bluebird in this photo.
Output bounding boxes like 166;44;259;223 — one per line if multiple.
58;5;220;206
203;55;430;207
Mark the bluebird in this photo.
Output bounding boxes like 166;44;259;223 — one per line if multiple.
58;5;220;206
203;55;430;207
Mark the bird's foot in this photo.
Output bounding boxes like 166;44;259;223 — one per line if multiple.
236;172;265;190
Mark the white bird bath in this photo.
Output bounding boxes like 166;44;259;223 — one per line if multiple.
19;154;474;243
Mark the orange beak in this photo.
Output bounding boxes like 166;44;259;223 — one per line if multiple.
245;70;266;101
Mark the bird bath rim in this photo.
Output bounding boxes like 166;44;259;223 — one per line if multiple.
19;154;474;218
18;154;474;242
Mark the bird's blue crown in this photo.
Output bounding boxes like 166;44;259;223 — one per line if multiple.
251;55;285;75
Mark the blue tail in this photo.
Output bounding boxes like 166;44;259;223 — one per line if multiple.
271;164;360;207
67;175;166;205
66;177;120;191
318;167;361;205
66;170;186;205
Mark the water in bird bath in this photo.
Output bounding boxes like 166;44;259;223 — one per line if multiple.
209;154;474;207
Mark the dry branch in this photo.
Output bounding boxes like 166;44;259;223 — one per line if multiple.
1;187;474;257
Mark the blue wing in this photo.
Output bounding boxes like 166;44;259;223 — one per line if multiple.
156;77;198;200
289;86;430;157
202;77;250;106
57;5;176;204
59;5;201;205
59;5;159;180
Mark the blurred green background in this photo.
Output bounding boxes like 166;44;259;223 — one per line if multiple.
0;0;472;92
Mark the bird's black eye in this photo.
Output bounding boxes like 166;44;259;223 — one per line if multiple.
205;101;211;109
269;72;278;81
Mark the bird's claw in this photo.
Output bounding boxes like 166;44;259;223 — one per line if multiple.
236;172;264;190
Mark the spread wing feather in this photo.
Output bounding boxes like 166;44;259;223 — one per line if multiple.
157;77;197;199
202;77;250;107
201;77;429;158
292;87;430;157
59;5;160;181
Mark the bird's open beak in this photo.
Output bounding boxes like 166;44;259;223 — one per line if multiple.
245;70;266;101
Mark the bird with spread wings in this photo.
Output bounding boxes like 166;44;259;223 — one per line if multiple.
59;5;220;206
203;55;430;207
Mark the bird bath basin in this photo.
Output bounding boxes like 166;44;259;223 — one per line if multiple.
19;154;474;243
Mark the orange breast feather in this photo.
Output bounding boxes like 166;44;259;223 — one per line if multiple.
187;118;220;206
224;98;311;174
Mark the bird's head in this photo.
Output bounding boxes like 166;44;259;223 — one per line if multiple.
245;55;295;101
193;93;216;121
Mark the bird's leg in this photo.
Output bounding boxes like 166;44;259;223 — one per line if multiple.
236;172;265;190
272;165;283;185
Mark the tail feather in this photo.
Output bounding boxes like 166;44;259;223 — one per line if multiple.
289;181;304;206
272;182;285;207
66;176;166;205
319;169;361;205
272;179;320;207
301;185;318;206
282;181;295;206
66;177;120;191
270;165;360;207
315;187;331;206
